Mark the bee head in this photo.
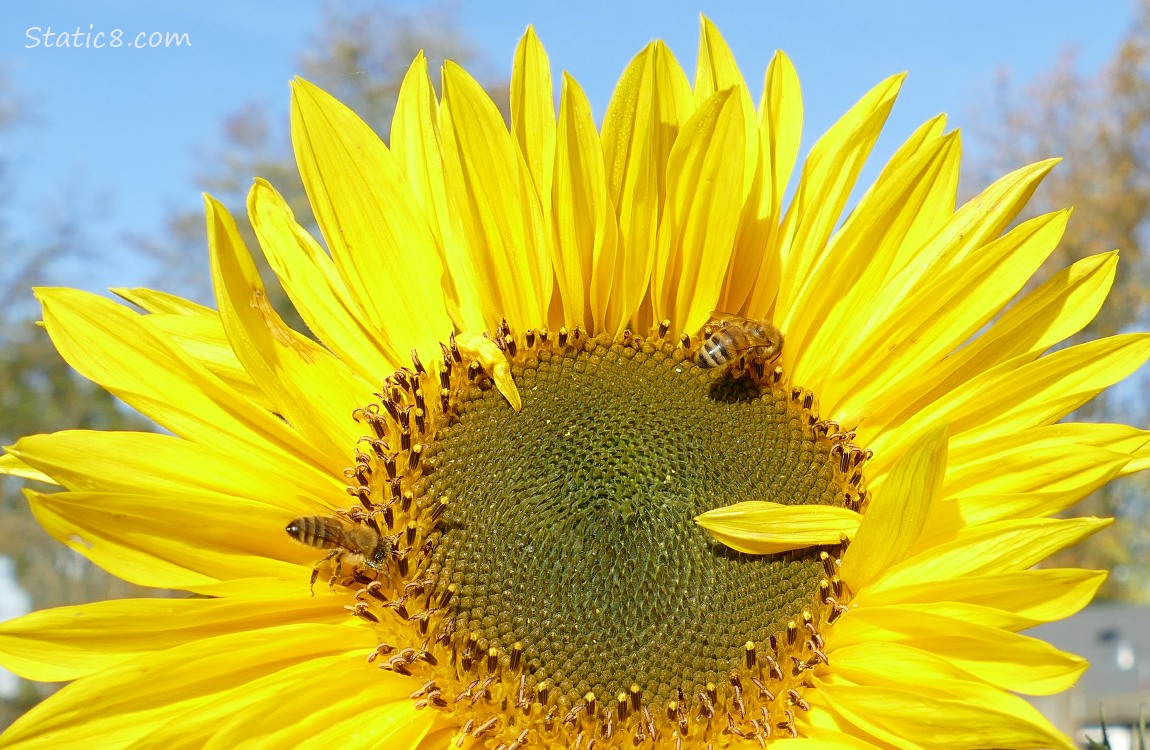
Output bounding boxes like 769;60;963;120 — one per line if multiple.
364;538;396;570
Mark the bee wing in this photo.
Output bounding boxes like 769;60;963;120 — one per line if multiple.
708;311;754;329
311;519;353;547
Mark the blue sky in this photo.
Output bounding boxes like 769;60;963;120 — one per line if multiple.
0;0;1140;300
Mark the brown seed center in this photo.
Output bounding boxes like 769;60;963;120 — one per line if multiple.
416;334;852;707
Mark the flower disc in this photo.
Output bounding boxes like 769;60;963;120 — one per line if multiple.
423;334;839;704
344;329;865;746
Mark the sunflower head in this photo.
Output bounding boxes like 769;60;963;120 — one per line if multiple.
1;16;1147;750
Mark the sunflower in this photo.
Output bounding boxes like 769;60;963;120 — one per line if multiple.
2;17;1149;750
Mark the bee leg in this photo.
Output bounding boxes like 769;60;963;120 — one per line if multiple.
310;549;339;596
329;554;345;591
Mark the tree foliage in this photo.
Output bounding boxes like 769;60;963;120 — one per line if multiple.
0;71;161;728
971;1;1150;600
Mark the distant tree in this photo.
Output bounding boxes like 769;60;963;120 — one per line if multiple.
970;0;1150;600
0;367;158;727
0;71;160;729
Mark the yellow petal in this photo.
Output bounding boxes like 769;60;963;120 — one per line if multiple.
790;129;959;387
907;250;1118;413
0;595;345;681
840;426;947;590
836;210;1069;424
552;73;619;331
856;114;953;264
774;74;904;323
440;60;551;331
651;87;747;333
1080;422;1150;474
111;288;214;316
146;311;268;409
184;575;334;599
852;568;1105;628
199;657;432;750
927;422;1149;531
7;430;339;511
208;194;370;467
113;288;267;408
290;78;453;361
736;51;803;316
820;679;1074;750
27;488;308;590
511;26;556;223
130;654;397;750
391;53;485;332
870;516;1111;594
601;40;693;333
249;179;399;378
870;333;1150;461
788;727;885;750
817;159;1057;399
868;113;950;196
454;332;522;412
760;51;803;224
0;622;373;749
944;423;1131;499
693;16;757;193
932;488;1119;533
719;130;771;316
391;52;447;252
878;159;1058;306
0;451;54;484
1124;441;1150;474
830;605;1088;695
854;599;1044;633
34;289;331;491
696;501;860;554
827;639;1002;688
934;159;1060;271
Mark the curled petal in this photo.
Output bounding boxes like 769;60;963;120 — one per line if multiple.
696;501;861;554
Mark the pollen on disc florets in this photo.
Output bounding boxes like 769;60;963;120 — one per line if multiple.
304;321;869;749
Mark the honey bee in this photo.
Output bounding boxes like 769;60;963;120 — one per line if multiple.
694;314;783;370
286;515;398;594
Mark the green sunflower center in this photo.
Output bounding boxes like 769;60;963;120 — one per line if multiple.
419;334;841;707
